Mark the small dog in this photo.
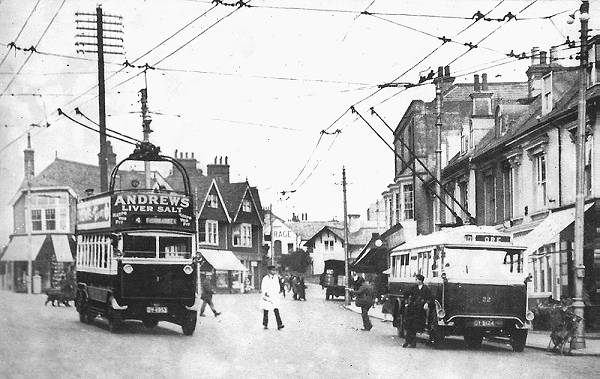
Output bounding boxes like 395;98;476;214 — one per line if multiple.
44;288;73;307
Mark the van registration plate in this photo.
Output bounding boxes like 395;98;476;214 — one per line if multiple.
146;306;168;314
469;319;503;327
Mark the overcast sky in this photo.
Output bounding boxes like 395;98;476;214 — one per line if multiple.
0;0;598;245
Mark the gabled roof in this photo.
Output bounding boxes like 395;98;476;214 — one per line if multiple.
304;225;382;247
287;221;344;240
18;158;169;199
231;184;264;226
219;182;250;219
196;179;231;222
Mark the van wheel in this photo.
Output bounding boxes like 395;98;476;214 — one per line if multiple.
464;329;483;349
182;311;197;336
511;329;528;352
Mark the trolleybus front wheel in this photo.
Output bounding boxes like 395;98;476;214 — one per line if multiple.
464;329;483;349
143;318;159;329
510;329;527;352
182;311;197;336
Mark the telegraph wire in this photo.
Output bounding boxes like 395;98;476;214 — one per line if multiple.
154;1;251;66
1;0;67;97
0;42;123;66
47;2;220;121
0;0;42;69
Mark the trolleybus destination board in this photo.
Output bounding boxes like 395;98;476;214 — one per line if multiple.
77;191;194;232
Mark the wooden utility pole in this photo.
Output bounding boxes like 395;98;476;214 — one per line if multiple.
573;0;590;350
343;167;350;306
434;66;443;231
75;7;123;191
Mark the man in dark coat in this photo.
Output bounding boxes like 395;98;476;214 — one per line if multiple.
402;274;432;347
200;274;221;317
354;277;375;331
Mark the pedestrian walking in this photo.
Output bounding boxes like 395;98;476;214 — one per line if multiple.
291;275;299;300
279;275;286;298
260;265;284;330
297;276;306;301
354;276;375;331
199;274;221;317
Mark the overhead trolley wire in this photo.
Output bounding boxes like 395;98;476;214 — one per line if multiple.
1;0;67;97
0;0;42;69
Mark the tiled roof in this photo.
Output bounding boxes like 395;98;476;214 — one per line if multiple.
443;82;528;102
287;221;344;240
219;182;249;218
23;158;101;197
304;225;383;247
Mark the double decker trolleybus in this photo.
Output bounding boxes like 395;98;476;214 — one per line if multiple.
389;225;534;352
74;143;198;335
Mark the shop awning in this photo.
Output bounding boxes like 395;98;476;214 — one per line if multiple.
199;249;248;271
1;235;46;261
518;204;593;256
51;235;74;262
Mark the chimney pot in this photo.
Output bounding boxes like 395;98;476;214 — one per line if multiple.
531;47;540;65
474;74;480;91
540;51;547;65
185;152;189;159
225;156;228;165
437;66;444;78
192;152;194;159
214;156;217;164
444;65;450;76
175;149;178;157
481;73;488;91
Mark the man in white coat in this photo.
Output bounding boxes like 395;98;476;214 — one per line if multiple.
260;265;284;330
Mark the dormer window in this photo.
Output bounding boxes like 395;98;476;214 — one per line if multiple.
461;124;469;154
542;73;552;115
495;106;505;136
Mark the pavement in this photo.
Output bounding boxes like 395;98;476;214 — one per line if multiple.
343;301;600;356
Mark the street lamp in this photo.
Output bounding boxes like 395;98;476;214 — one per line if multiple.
572;0;589;350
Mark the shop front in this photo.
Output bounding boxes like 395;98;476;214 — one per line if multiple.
198;249;248;293
1;234;74;293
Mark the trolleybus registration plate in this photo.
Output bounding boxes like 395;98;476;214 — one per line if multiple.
469;319;503;327
147;306;168;313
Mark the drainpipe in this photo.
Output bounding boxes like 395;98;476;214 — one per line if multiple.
557;126;562;207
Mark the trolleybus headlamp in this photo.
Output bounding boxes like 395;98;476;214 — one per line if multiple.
123;264;134;274
526;310;535;321
183;265;193;275
437;309;446;319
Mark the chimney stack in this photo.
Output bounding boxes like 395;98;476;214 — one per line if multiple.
481;73;488;91
474;74;480;91
207;155;230;184
531;47;540;65
23;132;34;181
540;51;547;65
444;65;450;77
